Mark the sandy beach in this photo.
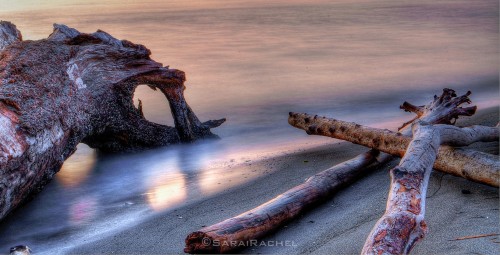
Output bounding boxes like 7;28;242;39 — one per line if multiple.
63;106;499;254
0;1;498;254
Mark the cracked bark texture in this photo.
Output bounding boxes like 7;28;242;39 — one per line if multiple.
0;22;224;220
288;113;499;187
289;89;498;187
362;122;498;255
184;150;385;254
184;89;485;254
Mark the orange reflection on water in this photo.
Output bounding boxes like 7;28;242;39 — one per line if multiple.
145;171;187;211
57;144;96;188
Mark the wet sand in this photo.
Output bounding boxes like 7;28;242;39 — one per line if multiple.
68;107;499;254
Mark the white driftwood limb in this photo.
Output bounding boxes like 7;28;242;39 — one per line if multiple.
361;122;498;254
288;113;499;187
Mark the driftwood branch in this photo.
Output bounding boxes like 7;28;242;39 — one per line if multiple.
398;89;475;130
400;102;424;116
450;233;499;241
362;122;498;254
0;22;224;220
185;150;388;253
288;113;499;187
184;88;484;253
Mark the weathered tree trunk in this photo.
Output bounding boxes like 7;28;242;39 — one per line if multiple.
362;122;498;254
0;21;224;220
288;113;499;187
184;89;482;253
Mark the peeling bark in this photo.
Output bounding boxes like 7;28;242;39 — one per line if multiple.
362;122;498;255
288;113;499;187
288;88;497;187
0;22;224;220
184;89;486;253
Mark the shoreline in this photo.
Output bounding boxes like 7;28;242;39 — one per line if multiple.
66;106;499;254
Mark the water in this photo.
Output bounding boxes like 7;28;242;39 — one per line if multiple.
0;0;498;253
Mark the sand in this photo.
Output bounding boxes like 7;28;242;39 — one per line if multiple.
68;107;499;254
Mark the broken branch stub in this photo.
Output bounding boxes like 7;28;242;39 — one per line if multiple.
183;89;487;253
288;112;499;187
0;22;224;220
398;89;476;130
289;88;497;188
0;21;22;51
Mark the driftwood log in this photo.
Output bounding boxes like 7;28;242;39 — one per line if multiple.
184;89;482;253
288;113;499;187
185;150;388;253
0;21;224;220
362;122;498;254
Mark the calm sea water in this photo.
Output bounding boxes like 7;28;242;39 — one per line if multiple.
0;0;498;253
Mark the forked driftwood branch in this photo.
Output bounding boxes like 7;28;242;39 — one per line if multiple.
361;122;498;254
0;21;224;220
184;89;490;253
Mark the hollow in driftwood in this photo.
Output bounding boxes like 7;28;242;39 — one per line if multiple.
0;21;224;220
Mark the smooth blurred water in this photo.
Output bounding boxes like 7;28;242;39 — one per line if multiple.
0;0;498;253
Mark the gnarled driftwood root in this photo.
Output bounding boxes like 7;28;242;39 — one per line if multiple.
0;21;224;220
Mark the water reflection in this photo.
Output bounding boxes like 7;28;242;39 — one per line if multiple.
69;195;98;226
145;171;187;211
198;168;251;196
0;0;498;253
57;144;96;188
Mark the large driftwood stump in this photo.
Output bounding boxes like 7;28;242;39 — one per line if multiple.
362;122;498;254
0;21;224;220
184;89;489;254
